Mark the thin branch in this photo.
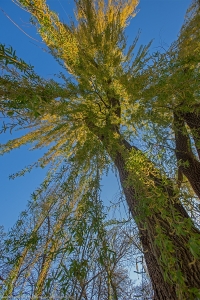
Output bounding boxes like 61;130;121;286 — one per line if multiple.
0;8;43;43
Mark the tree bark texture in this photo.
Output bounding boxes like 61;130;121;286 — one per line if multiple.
183;111;200;159
174;112;200;199
113;139;200;299
86;101;200;298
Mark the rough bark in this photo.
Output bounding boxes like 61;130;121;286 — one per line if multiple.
86;100;200;298
113;139;200;300
183;111;200;159
174;112;200;199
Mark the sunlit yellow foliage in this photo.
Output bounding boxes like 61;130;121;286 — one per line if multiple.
76;0;138;32
178;0;200;66
15;0;79;72
16;0;138;75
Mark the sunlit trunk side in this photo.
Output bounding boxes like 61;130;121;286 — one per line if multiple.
113;139;200;299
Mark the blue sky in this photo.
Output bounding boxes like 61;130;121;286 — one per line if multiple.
0;0;190;230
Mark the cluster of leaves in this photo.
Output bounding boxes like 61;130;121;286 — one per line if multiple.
0;43;67;127
0;44;33;72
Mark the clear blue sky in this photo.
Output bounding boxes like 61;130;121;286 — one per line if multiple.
0;0;190;231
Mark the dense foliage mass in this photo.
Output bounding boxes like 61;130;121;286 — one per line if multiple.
0;0;200;299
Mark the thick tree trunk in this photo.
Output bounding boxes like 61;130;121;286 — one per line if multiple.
113;139;200;299
183;111;200;159
86;118;200;298
174;112;200;199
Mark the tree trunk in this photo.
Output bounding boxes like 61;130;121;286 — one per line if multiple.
113;139;200;299
183;111;200;159
174;112;200;199
86;119;200;298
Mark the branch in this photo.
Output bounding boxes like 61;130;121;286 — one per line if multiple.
183;110;200;159
174;112;200;199
173;112;193;162
85;118;105;141
0;8;42;43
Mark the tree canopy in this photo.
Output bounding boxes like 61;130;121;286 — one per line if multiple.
0;0;200;299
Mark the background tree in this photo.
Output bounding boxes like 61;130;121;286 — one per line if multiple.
0;0;200;298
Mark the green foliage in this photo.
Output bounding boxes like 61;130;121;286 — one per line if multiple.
0;43;32;72
1;0;200;298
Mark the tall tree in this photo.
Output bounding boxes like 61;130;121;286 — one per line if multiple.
1;0;200;298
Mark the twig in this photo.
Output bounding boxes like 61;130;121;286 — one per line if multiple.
0;7;43;43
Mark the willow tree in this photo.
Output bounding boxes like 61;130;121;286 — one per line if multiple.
1;0;200;298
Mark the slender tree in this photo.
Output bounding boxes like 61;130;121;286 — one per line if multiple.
1;0;200;298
